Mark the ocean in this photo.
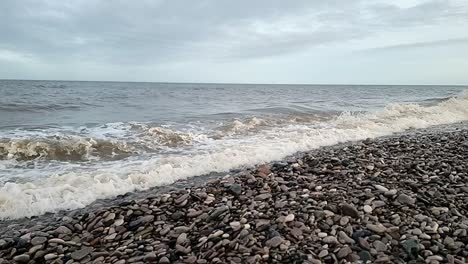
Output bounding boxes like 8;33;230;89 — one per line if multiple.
0;80;467;220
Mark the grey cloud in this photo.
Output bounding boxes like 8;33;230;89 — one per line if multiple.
1;0;468;68
362;37;468;52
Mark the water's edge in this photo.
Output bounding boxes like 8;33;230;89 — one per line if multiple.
1;121;466;233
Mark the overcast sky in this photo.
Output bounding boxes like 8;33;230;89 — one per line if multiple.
1;0;468;84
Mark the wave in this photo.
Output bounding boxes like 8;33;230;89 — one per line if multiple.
147;127;194;146
0;91;467;219
0;137;133;161
0;103;81;113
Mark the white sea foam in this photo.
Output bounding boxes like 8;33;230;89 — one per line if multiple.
0;92;467;219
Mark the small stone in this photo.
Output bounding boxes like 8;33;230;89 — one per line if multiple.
318;249;328;258
44;253;58;260
255;193;272;200
396;193;415;205
71;246;93;260
444;236;455;248
358;251;371;263
339;231;355;244
384;190;398;196
230;221;242;231
13;254;30;263
143;252;157;262
323;236;338;244
426;255;443;261
318;232;328;238
210;205;229;219
402;239;419;257
103;212;116;225
284;214;295;222
55;225;72;234
31;236;47;246
341;203;360;218
175;193;190;204
227;184;242;195
266;236;283;248
48;238;65;244
129;215;155;229
105;233;117;240
374;185;389;192
363;205;373;213
114;218;124;226
367;223;386;234
177;233;189;245
340;216;350;226
373;240;387;252
337;246;352;258
159;256;170;264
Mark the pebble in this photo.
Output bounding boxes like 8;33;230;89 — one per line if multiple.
265;236;283;248
70;246;93;261
284;214;295;222
0;129;467;264
341;203;360;218
367;223;387;234
337;246;352;258
30;236;47;245
318;249;328;258
363;205;373;213
397;193;416;205
12;254;29;263
374;185;389;192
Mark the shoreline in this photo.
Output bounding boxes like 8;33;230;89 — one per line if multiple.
1;124;467;263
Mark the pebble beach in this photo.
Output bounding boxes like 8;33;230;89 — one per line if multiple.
1;125;467;264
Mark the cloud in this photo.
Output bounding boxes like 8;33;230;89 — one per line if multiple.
363;37;468;52
0;0;467;83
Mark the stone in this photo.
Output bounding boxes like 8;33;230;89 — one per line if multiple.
71;246;93;261
44;253;58;261
358;250;371;263
129;215;154;229
284;214;295;222
13;254;30;263
318;232;328;238
255;193;272;200
210;206;229;219
363;205;373;213
31;236;47;245
367;223;386;234
159;256;171;264
374;185;389;192
55;225;72;234
177;233;188;245
227;184;242;195
323;236;338;244
339;231;355;244
402;239;419;257
266;236;283;248
340;216;350;225
144;252;158;262
48;238;65;244
318;249;328;258
230;221;242;231
337;246;352;258
396;193;415;205
373;240;387;252
341;203;360;218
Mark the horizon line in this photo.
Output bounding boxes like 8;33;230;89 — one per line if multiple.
0;78;467;87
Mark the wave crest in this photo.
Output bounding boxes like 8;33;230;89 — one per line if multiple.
147;127;194;146
0;137;133;161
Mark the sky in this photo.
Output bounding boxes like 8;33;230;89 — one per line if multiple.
1;0;468;84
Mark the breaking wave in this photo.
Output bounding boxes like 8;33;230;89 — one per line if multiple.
0;137;133;161
0;91;467;219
